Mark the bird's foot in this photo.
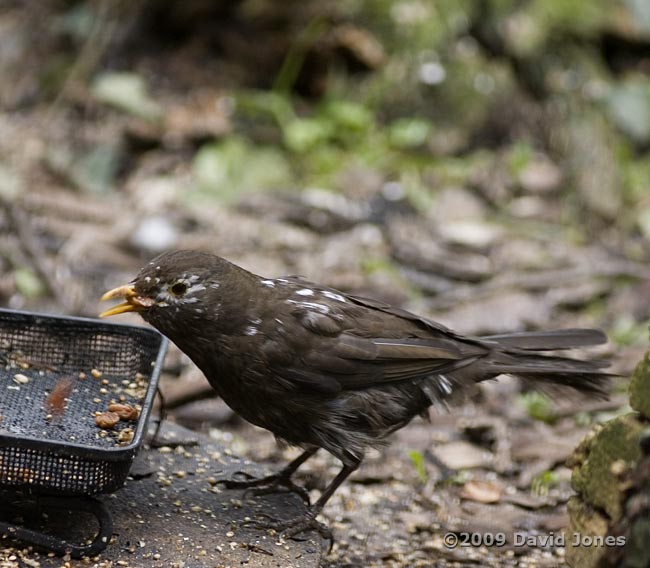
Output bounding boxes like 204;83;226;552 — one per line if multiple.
244;510;333;548
221;471;311;504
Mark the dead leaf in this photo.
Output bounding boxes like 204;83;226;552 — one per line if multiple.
460;480;503;504
434;441;494;469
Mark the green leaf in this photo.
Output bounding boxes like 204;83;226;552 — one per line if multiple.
192;137;293;202
72;145;120;195
388;118;431;149
605;79;650;145
611;315;647;346
55;2;95;40
531;470;559;496
408;449;429;484
518;392;556;424
45;144;120;195
14;269;45;299
506;142;534;175
236;90;295;124
283;118;333;153
323;100;374;133
92;72;162;121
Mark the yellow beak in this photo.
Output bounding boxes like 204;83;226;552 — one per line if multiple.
99;284;155;318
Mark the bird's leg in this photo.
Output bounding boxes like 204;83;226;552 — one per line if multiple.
222;447;318;503
247;461;359;544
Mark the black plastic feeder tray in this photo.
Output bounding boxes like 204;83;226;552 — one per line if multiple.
0;308;167;557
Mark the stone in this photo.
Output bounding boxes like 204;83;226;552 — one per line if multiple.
570;413;644;521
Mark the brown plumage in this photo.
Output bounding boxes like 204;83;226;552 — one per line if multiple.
100;250;610;539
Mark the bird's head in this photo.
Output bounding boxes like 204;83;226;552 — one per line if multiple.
100;250;236;332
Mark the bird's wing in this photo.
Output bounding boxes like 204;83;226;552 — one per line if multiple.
260;279;608;399
480;329;608;350
345;293;461;337
265;286;486;394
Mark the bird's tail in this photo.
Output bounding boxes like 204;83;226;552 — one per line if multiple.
479;328;612;397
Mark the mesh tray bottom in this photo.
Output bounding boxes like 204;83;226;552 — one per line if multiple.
0;445;130;495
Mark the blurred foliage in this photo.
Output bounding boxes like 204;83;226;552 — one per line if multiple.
188;0;648;213
518;391;557;424
605;78;650;145
531;469;560;496
611;315;650;347
13;269;45;299
25;0;644;221
407;449;429;484
92;72;162;122
45;144;122;195
232;88;442;191
192;137;292;202
3;0;650;258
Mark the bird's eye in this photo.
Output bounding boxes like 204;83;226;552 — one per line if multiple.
169;281;188;296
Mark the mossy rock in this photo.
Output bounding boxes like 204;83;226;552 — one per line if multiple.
620;518;650;568
565;497;610;568
568;349;650;567
629;350;650;420
597;455;650;568
568;414;646;568
570;413;645;521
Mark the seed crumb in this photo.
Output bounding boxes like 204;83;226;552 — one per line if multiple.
95;412;120;429
13;373;30;384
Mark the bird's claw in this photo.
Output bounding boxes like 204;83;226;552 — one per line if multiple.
222;470;257;484
220;471;311;504
243;512;333;550
244;477;311;505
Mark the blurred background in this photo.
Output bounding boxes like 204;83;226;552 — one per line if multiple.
1;0;649;566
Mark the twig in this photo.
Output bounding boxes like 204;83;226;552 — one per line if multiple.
0;196;69;308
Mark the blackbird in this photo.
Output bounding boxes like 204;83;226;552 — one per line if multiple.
100;250;610;539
